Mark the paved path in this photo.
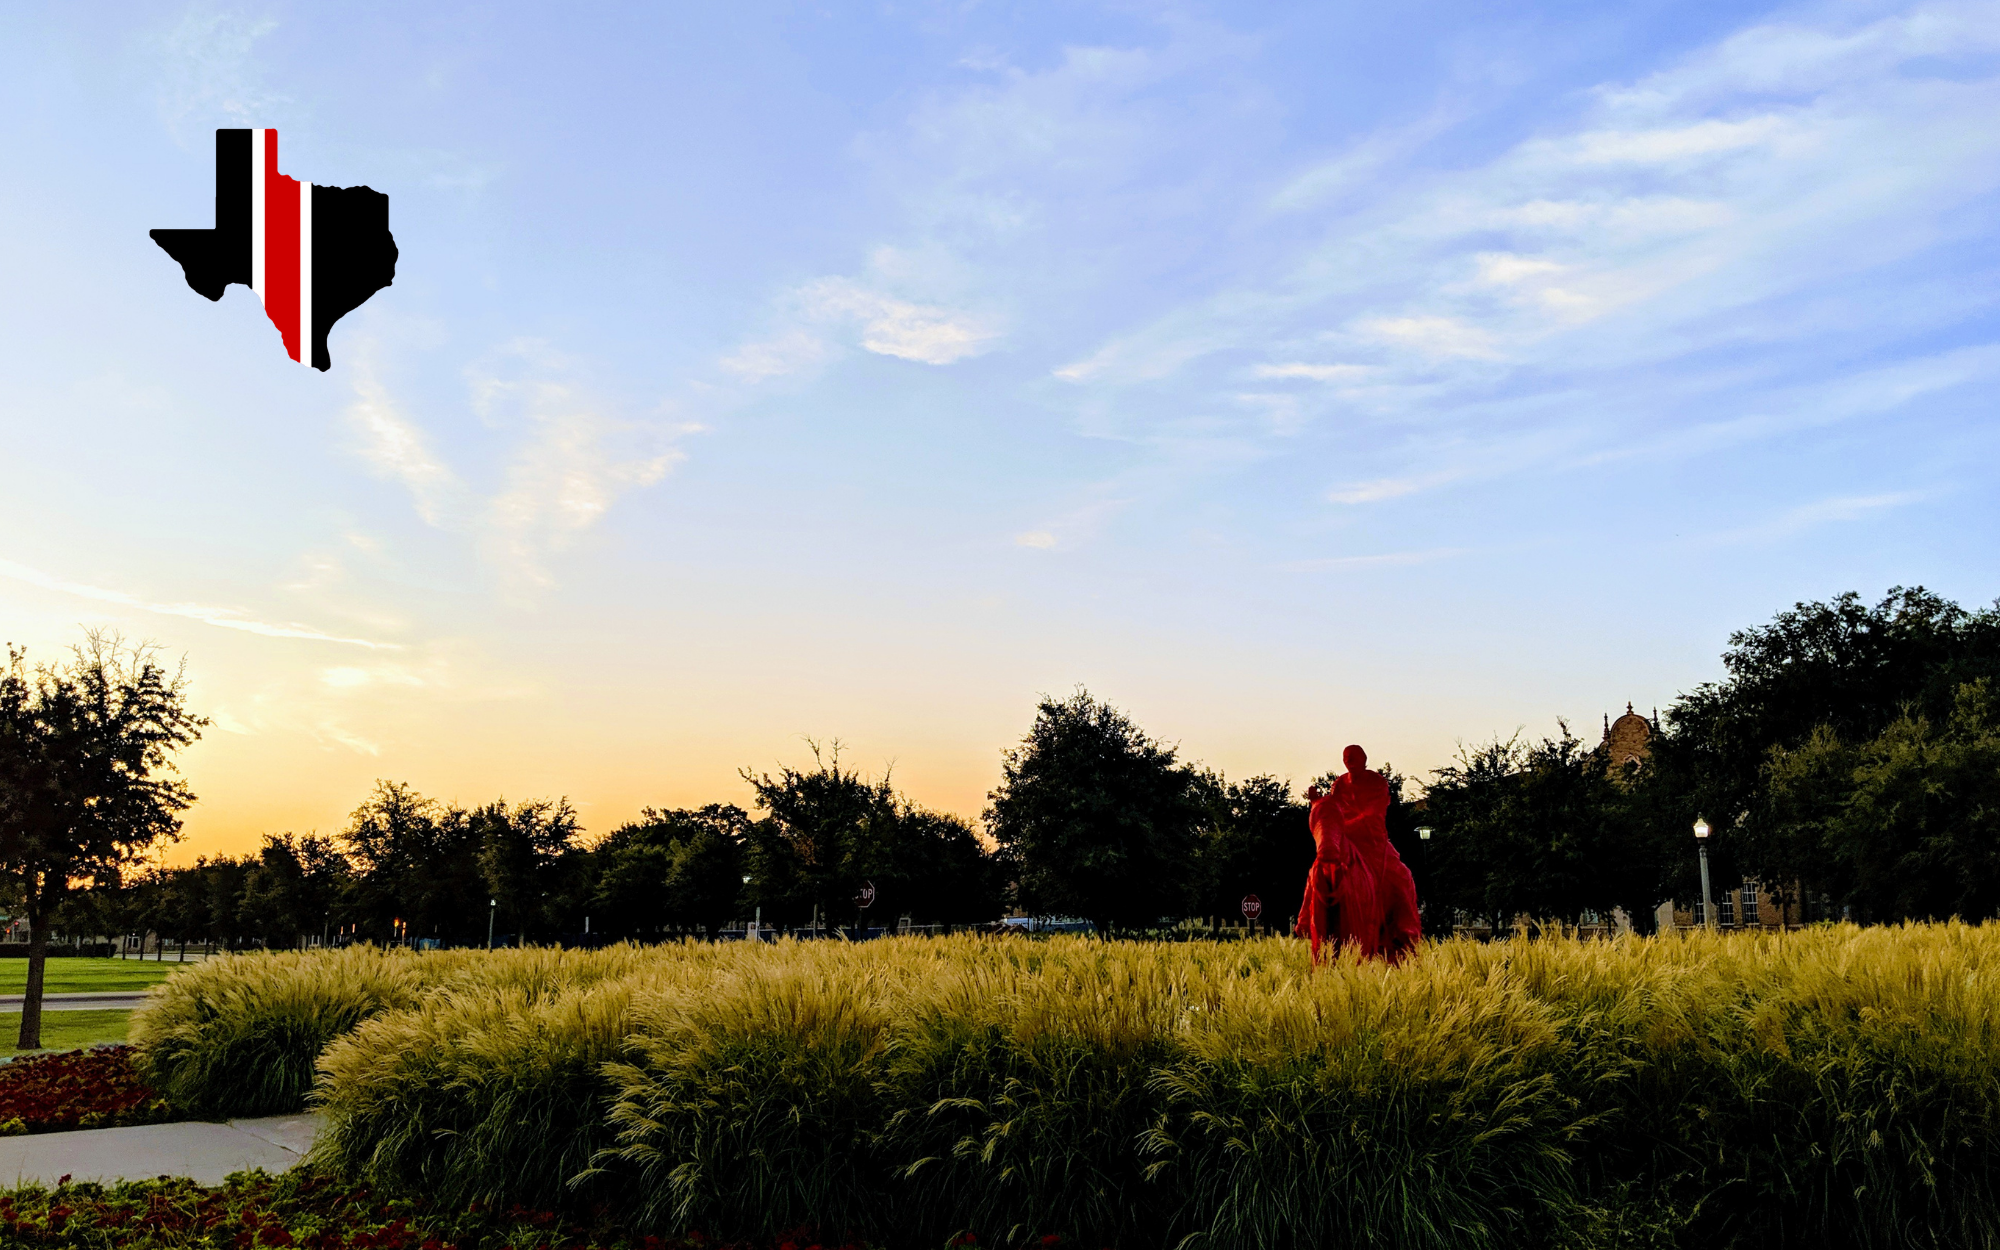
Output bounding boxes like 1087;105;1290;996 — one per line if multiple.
0;1114;321;1187
0;992;150;1013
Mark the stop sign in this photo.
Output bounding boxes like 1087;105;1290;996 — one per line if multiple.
1241;894;1263;920
855;881;877;909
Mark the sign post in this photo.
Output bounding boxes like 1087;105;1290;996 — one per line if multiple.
1240;893;1264;935
854;880;876;939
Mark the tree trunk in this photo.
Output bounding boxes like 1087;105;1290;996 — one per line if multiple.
16;915;48;1051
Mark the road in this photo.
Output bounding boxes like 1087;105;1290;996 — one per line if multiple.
0;991;150;1013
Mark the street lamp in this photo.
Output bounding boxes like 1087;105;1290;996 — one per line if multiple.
1414;828;1434;929
486;898;496;951
1693;817;1716;931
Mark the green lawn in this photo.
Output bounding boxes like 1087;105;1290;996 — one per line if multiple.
0;958;182;995
5;1008;132;1053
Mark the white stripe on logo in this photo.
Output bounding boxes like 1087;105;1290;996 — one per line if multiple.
250;129;265;307
299;182;313;367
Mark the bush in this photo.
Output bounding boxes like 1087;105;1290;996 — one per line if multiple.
607;949;895;1238
309;944;668;1211
142;928;2000;1249
128;946;470;1117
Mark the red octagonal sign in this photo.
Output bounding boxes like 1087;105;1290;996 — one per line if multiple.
1241;893;1263;920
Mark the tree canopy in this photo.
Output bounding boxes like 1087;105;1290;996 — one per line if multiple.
986;689;1201;933
0;634;204;1047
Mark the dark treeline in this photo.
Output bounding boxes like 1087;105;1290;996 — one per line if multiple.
1420;587;2000;931
49;757;1009;949
23;587;2000;950
40;713;1360;948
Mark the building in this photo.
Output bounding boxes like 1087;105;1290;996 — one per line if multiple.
1599;703;1795;932
1602;703;1654;773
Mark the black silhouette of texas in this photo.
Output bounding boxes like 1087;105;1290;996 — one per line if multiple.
151;129;397;371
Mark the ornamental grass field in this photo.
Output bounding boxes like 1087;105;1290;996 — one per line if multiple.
129;926;2000;1250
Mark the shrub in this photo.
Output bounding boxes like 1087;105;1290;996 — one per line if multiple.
149;927;2000;1249
606;949;895;1238
310;944;672;1212
129;942;660;1120
128;946;469;1117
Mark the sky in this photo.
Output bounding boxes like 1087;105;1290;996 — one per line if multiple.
2;0;1997;862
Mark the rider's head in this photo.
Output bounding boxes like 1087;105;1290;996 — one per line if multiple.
1343;744;1368;774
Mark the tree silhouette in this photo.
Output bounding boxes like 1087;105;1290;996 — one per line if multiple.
0;633;204;1048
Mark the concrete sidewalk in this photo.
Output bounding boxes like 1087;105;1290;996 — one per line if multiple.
0;992;150;1013
0;1114;321;1187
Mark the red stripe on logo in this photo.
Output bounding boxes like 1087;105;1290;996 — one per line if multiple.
264;130;302;363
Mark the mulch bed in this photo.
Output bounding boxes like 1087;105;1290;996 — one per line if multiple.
0;1171;903;1250
0;1046;170;1135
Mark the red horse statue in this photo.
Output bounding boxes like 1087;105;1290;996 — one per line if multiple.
1295;745;1423;964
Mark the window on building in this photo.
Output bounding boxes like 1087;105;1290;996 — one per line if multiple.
1692;901;1706;925
1741;881;1759;923
1718;893;1736;926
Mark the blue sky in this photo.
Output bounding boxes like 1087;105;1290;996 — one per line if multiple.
3;0;1997;853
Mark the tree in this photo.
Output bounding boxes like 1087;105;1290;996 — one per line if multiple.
340;782;486;946
1654;588;2000;904
199;856;252;947
742;744;898;929
856;806;1003;927
1421;727;1644;930
592;805;750;937
1764;681;2000;922
475;798;582;942
985;689;1200;935
741;746;1001;930
0;634;205;1048
51;873;133;953
1190;773;1310;932
239;833;350;949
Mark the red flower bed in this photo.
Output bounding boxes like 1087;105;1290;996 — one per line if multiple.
0;1046;170;1135
0;1172;903;1250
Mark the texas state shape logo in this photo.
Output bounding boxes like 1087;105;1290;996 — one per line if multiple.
151;129;397;371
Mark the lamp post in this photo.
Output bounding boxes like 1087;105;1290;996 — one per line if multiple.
1693;817;1716;931
1414;827;1433;925
486;898;496;951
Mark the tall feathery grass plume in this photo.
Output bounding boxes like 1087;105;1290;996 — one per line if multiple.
134;927;2000;1248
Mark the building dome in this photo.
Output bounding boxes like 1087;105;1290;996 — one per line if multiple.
1603;703;1653;770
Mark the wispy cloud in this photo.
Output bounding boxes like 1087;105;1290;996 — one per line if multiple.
152;6;283;141
1251;362;1374;383
799;277;1000;365
347;357;468;527
1035;0;2000;504
343;341;692;588
1327;471;1465;505
718;330;833;382
1354;316;1504;361
313;721;382;756
1698;490;1935;546
1280;548;1470;572
472;345;688;586
0;558;395;649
